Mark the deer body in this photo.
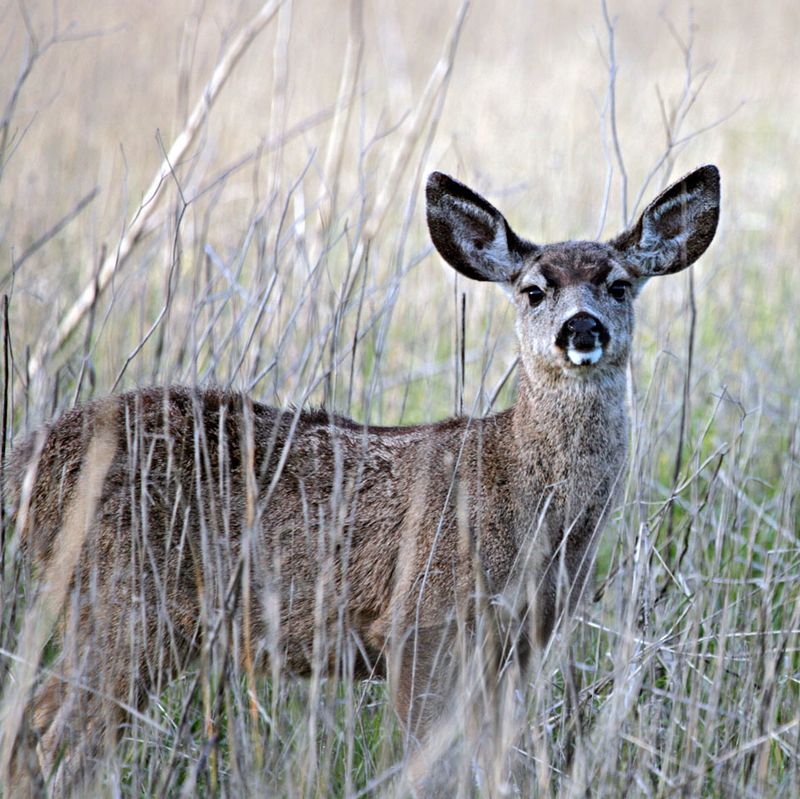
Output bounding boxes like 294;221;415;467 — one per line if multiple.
4;166;719;795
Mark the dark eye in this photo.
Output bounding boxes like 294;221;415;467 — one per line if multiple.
525;286;545;308
608;280;630;302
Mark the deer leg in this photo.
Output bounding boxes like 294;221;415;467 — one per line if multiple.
390;623;466;795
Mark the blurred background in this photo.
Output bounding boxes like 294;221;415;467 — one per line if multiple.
2;0;797;423
1;1;798;795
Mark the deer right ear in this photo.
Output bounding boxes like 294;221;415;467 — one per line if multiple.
426;172;535;283
610;165;720;278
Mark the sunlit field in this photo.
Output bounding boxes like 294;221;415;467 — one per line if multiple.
0;0;798;796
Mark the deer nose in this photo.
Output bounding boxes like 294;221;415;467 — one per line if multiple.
566;313;600;335
555;312;609;354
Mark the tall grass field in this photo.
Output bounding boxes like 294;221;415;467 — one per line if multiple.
0;0;798;796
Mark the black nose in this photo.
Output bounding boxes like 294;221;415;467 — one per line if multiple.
556;312;609;352
566;314;600;335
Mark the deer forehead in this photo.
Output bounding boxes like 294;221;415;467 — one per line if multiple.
517;241;632;288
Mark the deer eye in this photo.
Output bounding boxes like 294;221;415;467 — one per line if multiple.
608;280;631;302
524;285;545;308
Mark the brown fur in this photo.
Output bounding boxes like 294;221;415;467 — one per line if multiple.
3;166;720;795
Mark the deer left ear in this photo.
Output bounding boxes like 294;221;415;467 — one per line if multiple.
610;165;720;277
426;172;536;284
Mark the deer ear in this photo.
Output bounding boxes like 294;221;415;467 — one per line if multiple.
611;165;720;277
426;172;535;283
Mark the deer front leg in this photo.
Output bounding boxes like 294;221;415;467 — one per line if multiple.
391;621;483;796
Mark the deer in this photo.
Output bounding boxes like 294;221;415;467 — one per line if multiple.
2;165;719;796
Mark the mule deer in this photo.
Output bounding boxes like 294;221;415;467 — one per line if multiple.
3;165;719;795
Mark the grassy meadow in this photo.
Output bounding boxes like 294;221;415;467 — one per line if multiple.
0;0;798;795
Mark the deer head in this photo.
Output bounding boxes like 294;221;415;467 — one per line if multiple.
426;165;720;381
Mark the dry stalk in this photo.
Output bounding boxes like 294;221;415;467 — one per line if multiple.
0;403;118;786
360;0;469;247
318;0;365;227
25;0;286;391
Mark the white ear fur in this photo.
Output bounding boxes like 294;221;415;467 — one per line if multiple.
611;165;720;277
451;198;515;274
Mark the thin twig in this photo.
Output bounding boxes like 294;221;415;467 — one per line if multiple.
664;266;696;544
25;0;285;387
601;0;628;226
318;0;365;227
0;295;9;576
1;187;100;290
362;0;470;244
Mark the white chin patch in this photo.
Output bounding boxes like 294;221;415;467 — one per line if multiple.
567;347;603;366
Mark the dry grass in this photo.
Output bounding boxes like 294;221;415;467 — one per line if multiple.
0;0;798;796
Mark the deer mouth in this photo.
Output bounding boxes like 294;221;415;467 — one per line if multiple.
566;345;604;367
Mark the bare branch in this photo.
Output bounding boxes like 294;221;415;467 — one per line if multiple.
600;0;628;226
2;186;100;288
25;0;286;388
318;0;365;228
362;0;469;245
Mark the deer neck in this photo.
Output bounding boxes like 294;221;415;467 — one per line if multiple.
509;364;629;490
